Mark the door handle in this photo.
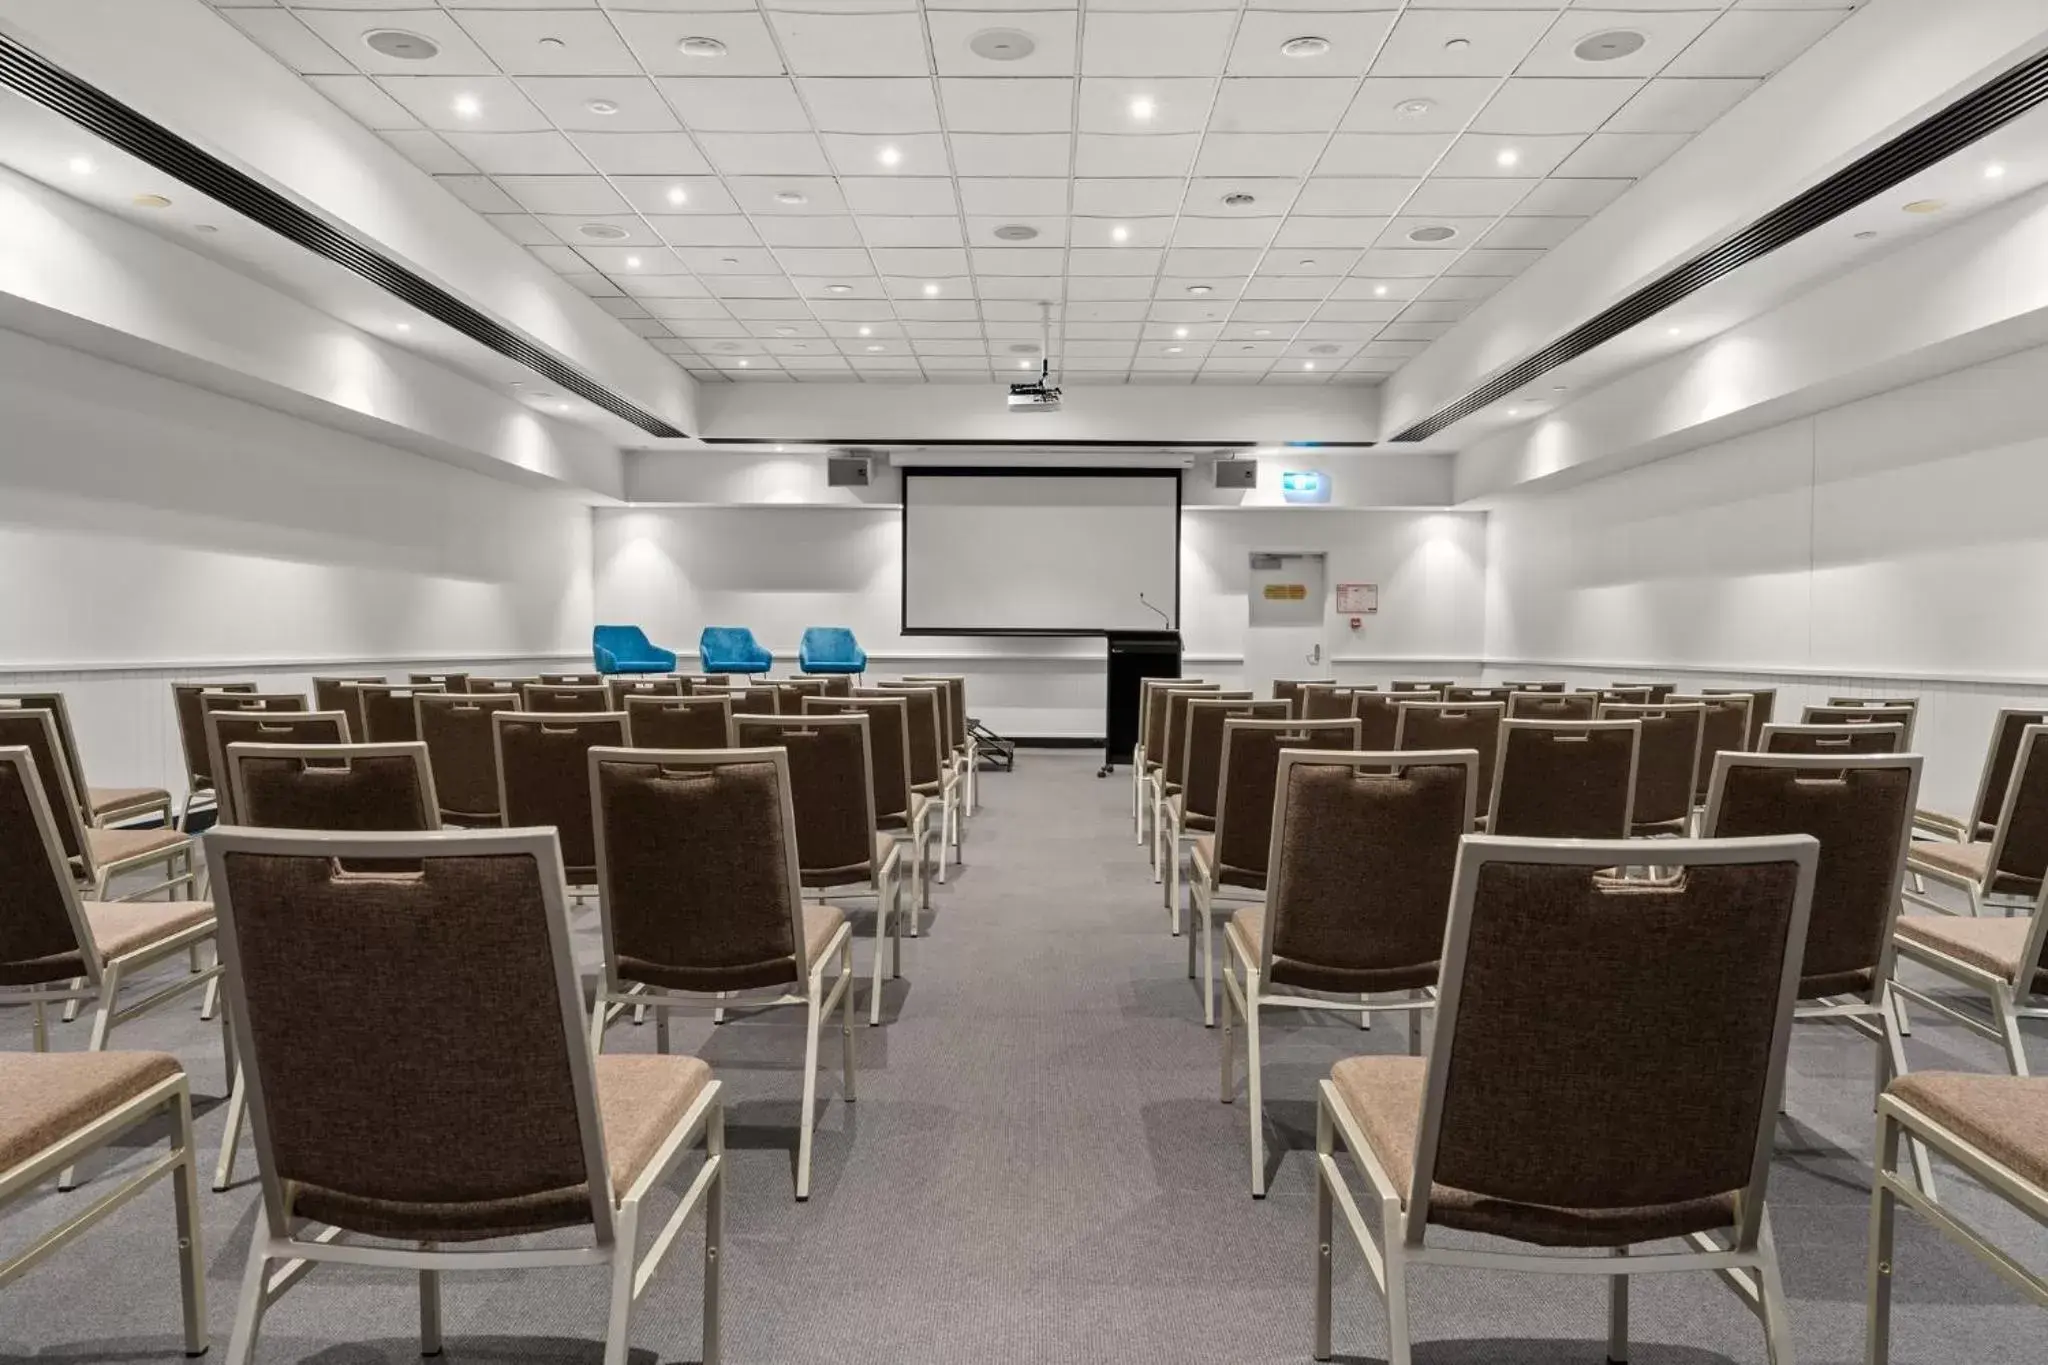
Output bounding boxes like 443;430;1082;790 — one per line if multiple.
1307;644;1323;664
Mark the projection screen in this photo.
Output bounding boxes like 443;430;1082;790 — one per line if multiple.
901;470;1180;635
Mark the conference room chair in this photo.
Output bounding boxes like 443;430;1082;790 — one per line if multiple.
415;692;518;826
1669;692;1753;809
1296;682;1348;721
168;684;258;827
1151;688;1244;882
205;825;724;1364
797;625;867;678
1189;718;1361;1028
588;746;849;1201
494;710;627;893
1392;702;1503;824
1270;678;1322;717
1222;748;1477;1198
1162;697;1289;930
1348;692;1402;750
2;709;197;907
1444;685;1516;705
354;681;444;743
1133;677;1205;835
735;713;902;1025
1760;721;1905;755
0;691;168;829
816;675;854;698
1893;878;2048;1078
0;1050;206;1357
592;623;678;676
806;694;935;930
1866;1071;2047;1365
1388;681;1449;697
1313;832;1817;1365
1828;694;1921;713
539;672;601;686
698;626;773;678
872;682;962;882
310;675;379;740
204;710;350;825
408;671;469;694
606;675;685;708
1803;702;1918;746
1500;679;1566;692
1703;751;1934;1189
1703;685;1776;747
1598;685;1655;706
903;675;976;815
470;676;539;693
1506;689;1599;721
523;683;612;714
1487;718;1639;839
705;683;780;717
626;694;736;750
1612;680;1678;702
1598;701;1706;836
774;678;831;719
1916;707;2048;845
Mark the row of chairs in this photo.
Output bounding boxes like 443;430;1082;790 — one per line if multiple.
595;624;869;678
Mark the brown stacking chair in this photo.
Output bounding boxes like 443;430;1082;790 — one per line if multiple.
1271;679;1325;717
1298;683;1361;721
1703;686;1775;747
806;694;935;930
1134;678;1206;835
204;710;350;826
494;711;627;888
1867;1072;2048;1365
468;676;537;694
522;683;612;714
607;675;685;708
1508;689;1599;721
415;692;518;825
1704;751;1933;1188
774;678;831;710
1390;680;1453;696
1598;702;1705;835
588;747;849;1200
408;671;469;694
1350;693;1402;750
1611;681;1677;702
1163;698;1289;930
0;1049;205;1354
1501;680;1565;693
1189;718;1362;1028
736;714;901;1025
0;692;168;830
1222;748;1479;1196
538;672;601;686
1760;722;1904;756
206;825;723;1362
1444;686;1515;705
1487;719;1639;839
1669;692;1753;807
354;682;444;743
310;676;380;744
1598;686;1654;706
701;683;780;716
0;710;197;905
1314;832;1817;1365
626;694;735;750
1803;703;1916;746
1151;688;1247;882
903;675;975;815
871;683;962;884
1893;875;2048;1077
169;683;257;826
1916;708;2048;845
1393;702;1503;824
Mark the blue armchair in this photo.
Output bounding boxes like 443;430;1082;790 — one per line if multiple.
698;626;773;677
798;627;867;676
592;624;677;675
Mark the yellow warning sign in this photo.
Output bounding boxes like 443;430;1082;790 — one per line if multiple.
1262;583;1308;601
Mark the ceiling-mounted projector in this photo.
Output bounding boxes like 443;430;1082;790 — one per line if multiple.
1008;379;1061;413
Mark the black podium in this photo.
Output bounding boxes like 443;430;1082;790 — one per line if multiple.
1100;630;1183;775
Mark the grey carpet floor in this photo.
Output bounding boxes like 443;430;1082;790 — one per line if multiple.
2;750;2042;1363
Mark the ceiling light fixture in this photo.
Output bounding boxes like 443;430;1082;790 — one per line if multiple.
1019;359;1032;368
132;193;171;209
994;224;1039;241
774;190;807;205
1573;29;1646;63
678;36;727;58
364;29;439;61
1280;36;1331;59
193;224;218;234
858;326;872;336
1666;326;1680;337
1129;96;1155;121
579;222;629;240
1408;225;1457;243
1111;224;1129;243
1174;327;1189;338
1443;37;1472;52
1394;98;1436;121
1187;284;1212;295
1495;147;1519;168
624;255;642;269
775;326;796;336
557;402;571;412
539;37;566;51
968;28;1036;62
1985;163;2007;179
827;283;853;294
395;321;411;332
67;155;92;175
666;185;688;206
1254;328;1272;337
1506;407;1520;417
1854;229;1879;240
878;145;902;168
1166;346;1183;355
865;344;883;352
923;282;940;296
584;98;620;116
1372;283;1388;297
1222;192;1255;207
1903;198;1944;214
452;93;481;120
1302;361;1315;371
737;359;749;367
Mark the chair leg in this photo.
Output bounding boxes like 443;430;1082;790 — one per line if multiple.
590;994;610;1057
62;968;122;1189
704;1102;725;1365
870;875;891;1027
1866;1114;1900;1365
840;938;858;1099
1992;991;2031;1076
1247;976;1266;1198
420;1266;444;1357
1892;986;1913;1038
1219;953;1235;1102
1313;1100;1335;1363
1607;1246;1629;1364
30;999;47;1052
214;1063;247;1191
656;1007;671;1055
61;978;84;1024
1877;992;1936;1196
170;1088;208;1359
795;973;822;1201
1408;990;1425;1057
1755;1212;1797;1365
224;1241;272;1365
1201;893;1218;1029
602;1202;639;1365
1384;1204;1414;1365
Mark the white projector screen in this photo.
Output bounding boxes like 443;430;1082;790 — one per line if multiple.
902;470;1180;634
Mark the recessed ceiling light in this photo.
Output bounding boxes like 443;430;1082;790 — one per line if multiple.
1187;284;1212;295
1408;225;1457;243
1309;344;1340;355
1507;407;1521;418
1552;385;1568;393
827;283;854;294
1111;224;1129;243
1666;326;1681;337
774;190;807;206
193;224;218;234
1573;29;1646;63
452;93;481;120
1222;192;1256;208
584;98;620;116
624;255;642;269
719;256;739;266
678;36;727;58
858;325;872;336
1902;198;1944;214
1280;35;1331;59
923;282;940;296
1302;361;1316;371
878;145;902;168
579;222;629;240
1166;346;1183;355
865;344;883;352
968;28;1036;62
67;156;92;175
538;37;566;51
1372;284;1388;297
132;193;171;209
1984;163;2007;179
1394;98;1436;121
1008;343;1038;354
775;326;796;336
364;29;439;61
1854;229;1879;240
395;321;411;332
1254;328;1272;337
737;359;749;367
1019;359;1032;368
557;402;571;412
665;185;688;206
1129;96;1155;121
1297;257;1318;267
1443;37;1472;52
1174;327;1189;338
994;223;1039;241
1495;147;1519;168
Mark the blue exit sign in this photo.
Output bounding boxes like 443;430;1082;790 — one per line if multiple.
1280;469;1330;504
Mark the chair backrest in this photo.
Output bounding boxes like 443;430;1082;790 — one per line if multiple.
1488;719;1639;840
310;676;381;739
1501;680;1565;693
799;626;865;670
1212;718;1362;884
408;672;470;694
605;676;685;708
469;677;538;695
1598;702;1705;828
1388;682;1447;699
356;683;444;743
174;682;258;788
805;695;912;829
1350;692;1402;750
1394;702;1505;818
1183;698;1290;822
1669;692;1753;805
227;742;441;834
206;826;615;1244
1704;752;1920;1002
774;678;831;715
590;746;812;992
0;712;91;870
1598;686;1654;706
902;676;968;752
699;626;769;672
1255;749;1478;992
1445;686;1516;705
0;746;98;987
1802;703;1916;746
868;684;946;787
538;673;601;687
521;684;612;715
1759;722;1903;756
815;675;854;698
1138;678;1204;745
415;693;518;823
1962;708;2048;839
1826;695;1919;713
625;695;735;750
1165;689;1250;789
1301;683;1373;722
1703;686;1775;747
733;714;879;886
1414;834;1817;1247
1611;681;1677;702
1270;679;1322;716
0;693;91;826
1976;724;2048;898
1143;683;1218;763
494;711;628;881
190;690;304;788
705;684;780;716
1507;690;1599;721
206;711;351;824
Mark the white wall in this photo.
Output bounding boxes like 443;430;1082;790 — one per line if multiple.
0;325;592;791
593;501;1486;736
1484;338;2048;812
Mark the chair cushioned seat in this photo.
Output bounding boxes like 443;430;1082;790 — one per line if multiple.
1887;1072;2048;1188
1895;915;2048;990
87;898;216;962
88;786;169;819
1908;838;2039;896
85;825;189;870
1330;1056;1739;1249
877;792;931;833
800;836;900;889
1191;833;1264;891
1230;906;1436;994
594;1053;714;1193
802;903;846;967
0;1051;182;1172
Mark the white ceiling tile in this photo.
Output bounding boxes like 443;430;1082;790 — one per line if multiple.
861;216;967;246
292;9;496;75
528;243;592;275
913;339;990;356
611;176;737;214
842;177;961;214
1416;274;1507;301
1211;79;1357;134
568;131;712;174
454;9;639;75
873;247;974;275
966;216;1069;247
812;300;900;320
1183;177;1302;216
1668;8;1845;76
706;275;802;299
1073;179;1186;216
1478;215;1587;249
958;177;1068;215
940;78;1075;132
1197;133;1326;178
1310;302;1399;322
484;212;554;245
1554;132;1688;178
727;300;818;322
727;176;848;214
824;132;952;176
1066;324;1143;341
1164;247;1265;277
1227;9;1397;77
1330;276;1423;301
1473;78;1639;135
754;215;866;247
1272;216;1387;248
899;320;984;339
770;246;878;274
893;298;981;319
1607;77;1759;133
1070;247;1163;275
1242;276;1343;300
623;318;676;339
1231;299;1324;320
1172;216;1281;248
1360;340;1427;360
1514;176;1631;214
219;9;350;75
1434;132;1582;177
560;270;624;299
1075;134;1200;179
1351;248;1447;278
1403;177;1534;216
1376;215;1493;250
950;133;1072;177
1317;133;1452;177
1397;300;1475;323
1072;216;1170;247
521;76;682;131
1077;77;1215;134
801;78;944;133
970;248;1066;276
610;10;787;78
794;277;888;299
1293;177;1416;214
616;273;712;299
649;215;763;247
675;246;783;274
442;131;589;173
927;10;1080;77
645;300;734;322
1064;301;1149;322
492;174;626;215
1081;11;1237;76
978;277;1067;299
1518;9;1717;78
1373;10;1551;78
539;212;665;247
1445;247;1545;276
769;9;928;76
435;174;519;213
1342;76;1494;133
695;131;831;175
381;76;551;132
592;295;652;319
1262;249;1358;276
657;78;810;132
579;244;682;273
1066;277;1157;300
305;76;418;130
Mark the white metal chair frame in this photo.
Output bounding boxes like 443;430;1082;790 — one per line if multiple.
1913;707;2048;846
1800;703;1918;747
871;683;964;885
1131;677;1203;837
1137;680;1214;851
1760;721;1907;757
203;708;353;827
1157;692;1256;918
1892;869;2048;1078
804;694;937;943
1484;718;1640;837
1148;685;1226;880
1222;748;1478;1198
1902;720;2048;922
1314;833;1819;1365
587;746;855;1201
206;825;724;1365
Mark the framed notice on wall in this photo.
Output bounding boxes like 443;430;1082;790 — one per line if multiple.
1336;583;1378;614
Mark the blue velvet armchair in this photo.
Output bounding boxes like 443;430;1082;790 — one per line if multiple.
698;626;773;676
592;624;677;675
798;627;867;676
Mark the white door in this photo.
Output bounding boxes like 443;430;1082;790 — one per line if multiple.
1242;551;1330;698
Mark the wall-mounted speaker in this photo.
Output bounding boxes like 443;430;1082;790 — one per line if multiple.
827;454;873;487
1213;458;1257;489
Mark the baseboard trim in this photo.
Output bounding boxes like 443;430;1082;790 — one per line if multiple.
1010;736;1103;749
